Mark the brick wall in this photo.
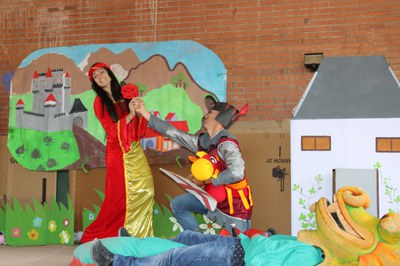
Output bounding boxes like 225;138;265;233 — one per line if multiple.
1;0;400;135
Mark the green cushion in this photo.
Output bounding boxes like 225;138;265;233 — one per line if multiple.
242;234;324;266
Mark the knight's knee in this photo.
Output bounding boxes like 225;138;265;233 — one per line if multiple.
170;200;178;212
170;201;174;210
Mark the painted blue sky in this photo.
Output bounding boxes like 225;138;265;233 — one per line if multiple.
20;40;227;101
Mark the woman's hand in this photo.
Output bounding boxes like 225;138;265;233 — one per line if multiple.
126;99;137;124
128;98;138;114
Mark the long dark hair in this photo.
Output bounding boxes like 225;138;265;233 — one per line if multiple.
91;67;129;122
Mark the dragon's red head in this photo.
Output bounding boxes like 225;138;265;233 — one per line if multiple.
188;151;221;181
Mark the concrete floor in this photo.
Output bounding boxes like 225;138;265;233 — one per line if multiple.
0;244;77;266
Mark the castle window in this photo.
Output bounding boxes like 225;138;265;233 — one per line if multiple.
376;137;400;152
301;136;331;151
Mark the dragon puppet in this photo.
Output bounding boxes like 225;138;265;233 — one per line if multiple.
297;186;400;265
188;151;227;203
188;151;221;181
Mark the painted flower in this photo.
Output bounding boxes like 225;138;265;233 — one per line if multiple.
169;217;183;232
59;230;71;244
89;213;95;221
48;220;57;232
33;217;43;228
121;84;139;99
27;229;39;241
63;218;70;227
11;228;21;238
153;208;160;215
199;215;221;234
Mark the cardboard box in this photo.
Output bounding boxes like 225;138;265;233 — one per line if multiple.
0;136;57;208
230;119;291;235
0;136;8;206
71;168;106;232
235;132;291;234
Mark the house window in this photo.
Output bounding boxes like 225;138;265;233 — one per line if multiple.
301;136;331;151
376;138;400;152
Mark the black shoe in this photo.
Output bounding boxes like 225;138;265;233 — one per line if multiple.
266;227;277;236
90;239;114;266
118;227;131;237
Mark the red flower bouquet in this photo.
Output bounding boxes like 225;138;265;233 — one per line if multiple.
121;84;139;99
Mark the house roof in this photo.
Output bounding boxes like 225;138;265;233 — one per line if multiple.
143;120;189;139
292;56;400;119
165;112;176;121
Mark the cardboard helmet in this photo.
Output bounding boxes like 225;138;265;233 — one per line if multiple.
212;102;249;128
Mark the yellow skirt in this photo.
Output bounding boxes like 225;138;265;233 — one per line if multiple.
123;141;154;237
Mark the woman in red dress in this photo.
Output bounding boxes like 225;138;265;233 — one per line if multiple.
80;62;154;243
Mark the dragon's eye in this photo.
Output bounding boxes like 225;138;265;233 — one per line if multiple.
210;157;217;164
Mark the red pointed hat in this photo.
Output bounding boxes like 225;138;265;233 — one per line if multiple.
88;62;110;82
212;102;249;128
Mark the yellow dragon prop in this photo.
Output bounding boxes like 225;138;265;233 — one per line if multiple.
297;186;400;265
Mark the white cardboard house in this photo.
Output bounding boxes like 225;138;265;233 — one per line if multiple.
290;56;400;236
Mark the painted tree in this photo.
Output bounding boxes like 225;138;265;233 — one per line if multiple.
171;73;190;89
136;83;147;96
